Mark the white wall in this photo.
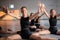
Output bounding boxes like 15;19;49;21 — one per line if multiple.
0;0;57;18
56;0;60;13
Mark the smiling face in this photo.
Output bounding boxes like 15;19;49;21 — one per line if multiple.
30;13;34;16
50;9;56;16
21;6;28;17
21;7;27;14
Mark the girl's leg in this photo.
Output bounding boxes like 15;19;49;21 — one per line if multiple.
29;33;41;40
39;30;51;34
29;32;57;40
29;30;50;40
56;30;60;35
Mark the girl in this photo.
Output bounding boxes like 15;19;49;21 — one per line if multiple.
30;13;45;32
44;8;60;35
19;6;41;40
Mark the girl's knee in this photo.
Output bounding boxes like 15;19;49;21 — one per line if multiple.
29;34;41;40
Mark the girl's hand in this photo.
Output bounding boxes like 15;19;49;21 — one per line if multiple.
41;3;45;13
38;3;45;13
38;7;41;13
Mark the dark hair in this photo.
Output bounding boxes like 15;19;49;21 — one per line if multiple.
21;6;27;10
20;6;27;13
50;9;54;13
30;13;33;16
0;6;8;14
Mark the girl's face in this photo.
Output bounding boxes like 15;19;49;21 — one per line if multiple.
30;13;34;16
21;8;27;14
50;9;56;16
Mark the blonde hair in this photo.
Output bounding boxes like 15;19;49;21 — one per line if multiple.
38;3;45;8
41;3;45;8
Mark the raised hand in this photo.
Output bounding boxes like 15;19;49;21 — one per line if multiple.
38;7;41;14
38;3;45;13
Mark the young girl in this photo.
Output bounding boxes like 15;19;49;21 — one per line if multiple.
30;13;45;32
19;6;41;40
44;8;60;35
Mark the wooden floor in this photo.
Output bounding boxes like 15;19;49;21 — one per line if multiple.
0;34;21;40
0;34;59;40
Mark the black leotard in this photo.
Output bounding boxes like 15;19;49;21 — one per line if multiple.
35;17;40;28
20;17;32;39
49;16;58;34
30;19;35;26
49;16;57;26
30;17;40;28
